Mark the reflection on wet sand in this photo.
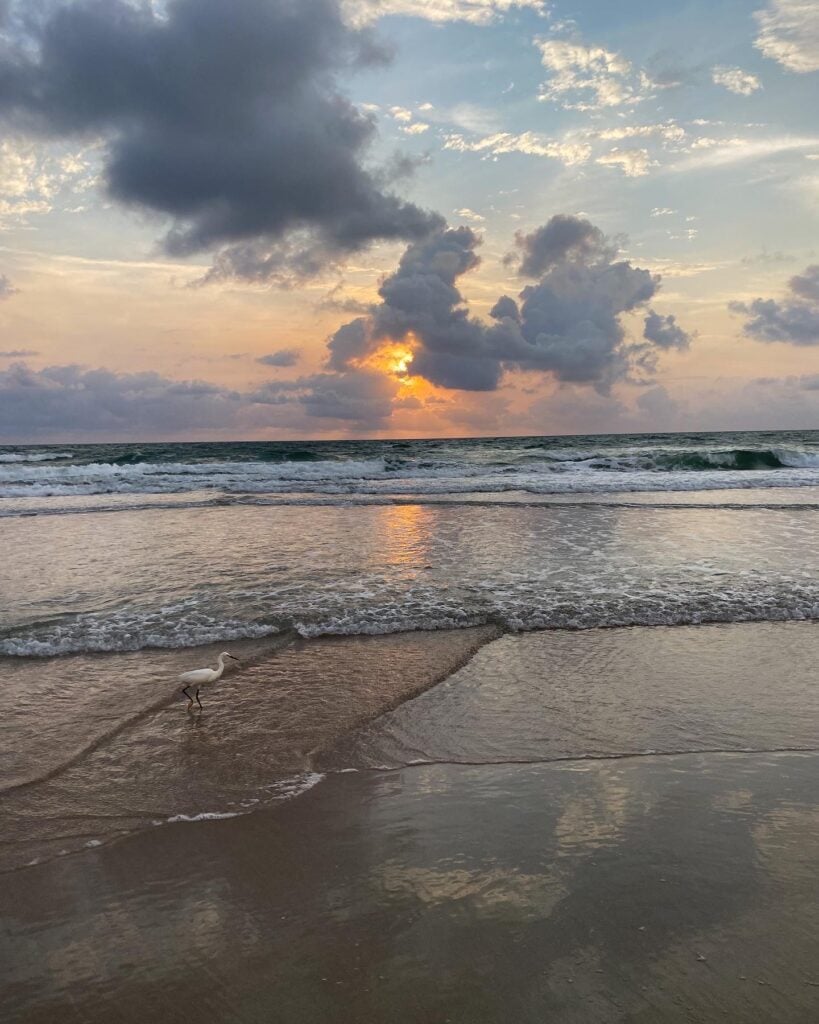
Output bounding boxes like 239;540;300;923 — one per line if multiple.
3;751;819;1023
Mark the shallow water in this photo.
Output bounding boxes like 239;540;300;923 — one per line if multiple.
320;621;819;769
0;628;496;871
2;501;818;656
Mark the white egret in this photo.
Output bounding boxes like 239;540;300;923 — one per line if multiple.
179;652;239;710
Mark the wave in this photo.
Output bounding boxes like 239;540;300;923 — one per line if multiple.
3;584;817;656
0;451;73;464
1;446;819;499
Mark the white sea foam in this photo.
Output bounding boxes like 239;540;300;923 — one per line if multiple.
2;452;819;499
164;773;325;825
166;811;243;823
0;451;73;464
3;583;817;656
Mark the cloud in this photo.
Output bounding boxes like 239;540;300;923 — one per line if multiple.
0;362;244;438
535;38;637;112
511;216;615;277
443;120;690;177
257;349;301;368
596;147;654;177
443;131;591;166
711;66;762;95
595;122;686;143
453;208;485;222
0;138;97;226
325;215;690;394
754;0;819;73
0;274;17;299
0;0;441;282
730;264;819;344
344;0;549;25
740;249;795;265
643;311;691;350
0;358;403;437
249;366;399;425
0;349;37;357
672;134;819;171
298;369;399;422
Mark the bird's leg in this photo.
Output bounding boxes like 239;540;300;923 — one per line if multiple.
182;686;193;709
195;688;203;710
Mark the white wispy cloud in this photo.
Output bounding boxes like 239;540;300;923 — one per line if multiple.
443;131;592;166
453;207;486;222
673;134;819;171
344;0;548;25
754;0;819;73
595;122;686;143
596;147;654;177
401;122;430;134
711;66;763;95
535;39;638;111
0;140;97;225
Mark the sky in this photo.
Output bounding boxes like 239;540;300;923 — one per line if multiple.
0;0;817;441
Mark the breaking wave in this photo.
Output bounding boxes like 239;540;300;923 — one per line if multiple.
0;451;73;464
3;581;817;656
1;445;819;499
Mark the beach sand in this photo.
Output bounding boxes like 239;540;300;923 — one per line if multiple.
3;621;819;1022
3;751;819;1023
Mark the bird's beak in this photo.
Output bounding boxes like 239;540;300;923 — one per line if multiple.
229;655;240;662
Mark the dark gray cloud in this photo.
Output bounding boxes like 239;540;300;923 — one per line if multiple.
0;348;37;357
257;348;301;368
0;362;243;437
0;274;17;299
326;227;508;390
327;317;375;370
324;216;690;394
299;369;398;422
250;367;398;424
643;310;691;350
790;265;819;302
489;295;521;323
731;265;819;345
511;215;616;278
0;0;441;280
0;360;398;437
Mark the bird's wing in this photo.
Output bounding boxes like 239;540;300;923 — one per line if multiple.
179;669;209;684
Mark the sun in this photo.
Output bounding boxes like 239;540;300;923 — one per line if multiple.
366;343;416;379
388;346;414;376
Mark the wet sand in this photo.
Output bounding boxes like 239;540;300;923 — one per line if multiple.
3;621;819;1022
3;751;819;1023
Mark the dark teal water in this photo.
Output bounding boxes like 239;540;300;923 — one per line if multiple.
1;429;819;504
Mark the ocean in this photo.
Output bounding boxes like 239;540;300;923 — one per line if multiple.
2;429;819;871
2;429;819;655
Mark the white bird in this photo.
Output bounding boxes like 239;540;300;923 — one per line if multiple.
179;652;239;710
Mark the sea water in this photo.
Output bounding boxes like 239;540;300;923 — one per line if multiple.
1;429;818;868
